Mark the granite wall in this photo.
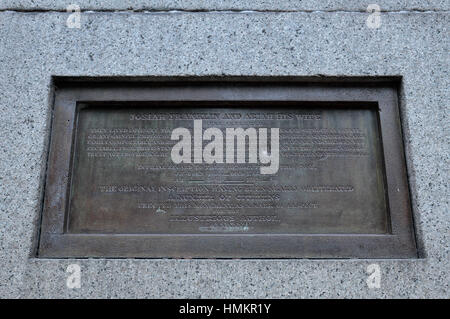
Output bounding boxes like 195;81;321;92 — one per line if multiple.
0;1;448;298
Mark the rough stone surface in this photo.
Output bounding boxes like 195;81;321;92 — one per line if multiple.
0;8;448;298
0;1;449;11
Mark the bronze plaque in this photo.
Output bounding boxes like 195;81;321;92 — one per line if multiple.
38;79;417;258
70;106;388;235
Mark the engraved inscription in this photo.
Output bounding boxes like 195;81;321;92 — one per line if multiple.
68;107;389;234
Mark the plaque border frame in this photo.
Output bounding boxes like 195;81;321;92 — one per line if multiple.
37;78;418;258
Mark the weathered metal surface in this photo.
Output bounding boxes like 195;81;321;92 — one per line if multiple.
37;80;417;258
69;106;388;235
